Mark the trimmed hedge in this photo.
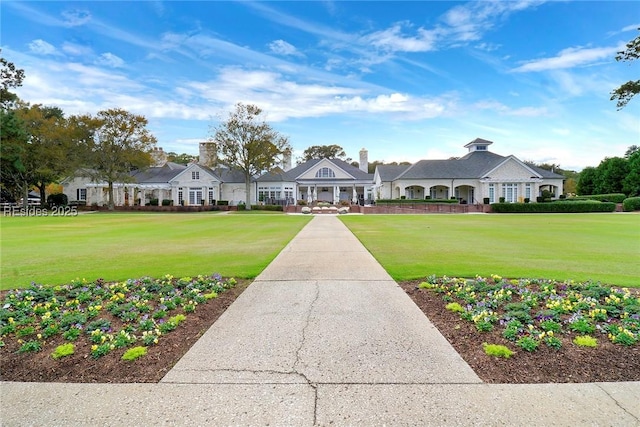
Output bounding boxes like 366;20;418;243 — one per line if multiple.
249;205;284;211
622;197;640;212
571;193;627;203
376;199;459;205
491;201;616;213
47;193;68;206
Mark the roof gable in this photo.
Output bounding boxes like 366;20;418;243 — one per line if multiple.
483;156;543;180
171;163;220;183
290;158;368;180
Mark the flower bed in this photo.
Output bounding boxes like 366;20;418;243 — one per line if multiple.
418;275;639;351
0;274;237;360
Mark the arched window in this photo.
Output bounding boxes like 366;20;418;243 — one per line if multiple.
315;167;335;178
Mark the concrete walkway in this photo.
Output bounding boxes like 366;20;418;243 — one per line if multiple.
2;215;639;426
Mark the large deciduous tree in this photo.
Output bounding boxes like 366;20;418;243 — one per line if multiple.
611;28;640;109
301;144;349;162
210;103;291;209
83;108;157;210
15;105;75;206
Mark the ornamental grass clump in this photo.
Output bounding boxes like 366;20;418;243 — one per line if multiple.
483;343;514;358
573;335;598;348
0;273;237;360
418;275;639;354
51;343;74;359
122;346;147;361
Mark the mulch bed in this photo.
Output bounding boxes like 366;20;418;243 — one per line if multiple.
2;279;639;384
400;280;640;383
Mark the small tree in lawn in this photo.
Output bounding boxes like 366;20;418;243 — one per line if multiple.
83;108;157;210
210;103;290;210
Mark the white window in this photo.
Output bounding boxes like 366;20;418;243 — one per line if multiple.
192;171;200;180
188;187;202;205
77;188;86;201
525;184;532;201
315;167;335;178
208;189;215;204
488;184;495;203
502;183;518;203
178;188;183;205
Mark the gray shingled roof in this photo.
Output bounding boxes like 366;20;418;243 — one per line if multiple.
211;167;246;183
131;163;186;183
287;158;373;180
256;167;296;182
386;150;564;181
376;164;410;181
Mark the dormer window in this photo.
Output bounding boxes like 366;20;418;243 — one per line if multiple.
476;145;487;151
315;167;335;178
192;171;200;180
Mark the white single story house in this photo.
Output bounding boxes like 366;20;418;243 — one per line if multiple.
374;138;564;203
62;138;564;207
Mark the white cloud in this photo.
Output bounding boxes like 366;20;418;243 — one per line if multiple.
362;22;438;52
512;45;620;72
62;42;92;56
96;53;125;68
268;39;303;57
474;100;548;117
61;9;91;27
28;39;57;55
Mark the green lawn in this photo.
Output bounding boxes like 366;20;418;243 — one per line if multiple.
0;213;310;290
340;214;640;287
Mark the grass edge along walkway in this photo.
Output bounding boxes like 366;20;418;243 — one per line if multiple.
0;213;311;290
340;214;640;288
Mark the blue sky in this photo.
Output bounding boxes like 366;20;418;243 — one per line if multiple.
2;1;638;171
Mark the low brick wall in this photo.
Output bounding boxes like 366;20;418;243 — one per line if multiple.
285;204;488;214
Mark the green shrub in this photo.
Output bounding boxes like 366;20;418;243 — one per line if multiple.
483;343;514;358
571;193;626;203
122;346;148;361
491;201;616;213
161;199;172;206
445;302;464;313
623;197;640;212
47;193;68;207
249;205;284;211
149;198;159;206
51;343;75;359
573;335;598;348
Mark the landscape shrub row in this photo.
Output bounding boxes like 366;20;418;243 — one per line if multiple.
237;204;283;211
622;197;640;212
570;193;627;203
491;201;616;213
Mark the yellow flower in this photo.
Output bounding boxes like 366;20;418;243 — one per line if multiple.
91;345;98;351
547;331;554;337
